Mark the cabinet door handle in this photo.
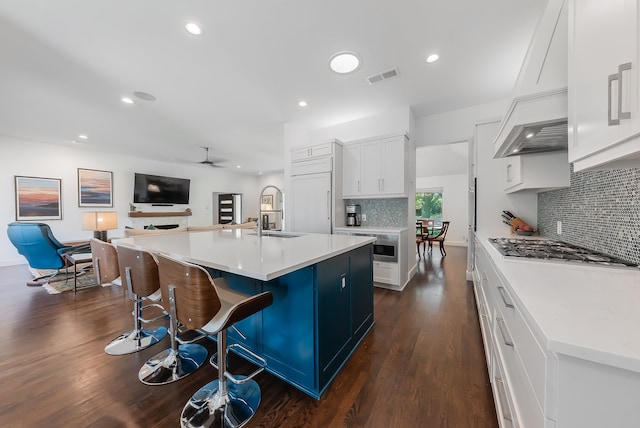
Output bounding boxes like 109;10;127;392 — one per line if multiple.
357;180;360;192
497;286;514;308
326;190;331;219
496;317;514;347
381;178;385;191
495;377;513;422
609;62;633;126
618;62;632;121
608;72;619;126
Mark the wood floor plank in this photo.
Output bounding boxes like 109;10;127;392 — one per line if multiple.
0;246;497;427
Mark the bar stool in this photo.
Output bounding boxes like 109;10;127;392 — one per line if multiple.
136;249;209;385
154;254;273;428
90;238;121;286
103;244;168;356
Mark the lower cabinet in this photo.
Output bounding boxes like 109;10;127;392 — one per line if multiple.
207;244;374;399
474;238;549;427
474;237;640;427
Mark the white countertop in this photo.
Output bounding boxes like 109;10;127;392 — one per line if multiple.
114;229;375;281
334;226;408;234
476;232;640;373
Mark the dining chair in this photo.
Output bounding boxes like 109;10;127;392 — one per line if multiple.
425;221;450;256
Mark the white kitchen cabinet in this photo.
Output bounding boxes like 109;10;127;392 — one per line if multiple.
342;134;408;198
372;260;399;286
291;141;334;162
474;238;550;427
503;152;569;193
568;0;640;171
342;143;362;196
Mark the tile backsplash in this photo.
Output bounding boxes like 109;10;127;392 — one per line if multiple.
538;166;640;265
345;198;408;228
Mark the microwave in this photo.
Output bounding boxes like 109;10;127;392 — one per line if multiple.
353;233;398;263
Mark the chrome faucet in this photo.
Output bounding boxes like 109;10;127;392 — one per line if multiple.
258;185;283;237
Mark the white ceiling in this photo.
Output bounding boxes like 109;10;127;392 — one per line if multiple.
0;0;546;175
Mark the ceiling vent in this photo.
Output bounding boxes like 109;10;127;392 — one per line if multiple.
366;68;399;85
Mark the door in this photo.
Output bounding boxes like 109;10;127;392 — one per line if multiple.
291;172;332;234
218;193;241;224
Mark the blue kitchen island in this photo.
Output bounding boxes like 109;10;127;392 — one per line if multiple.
115;229;375;399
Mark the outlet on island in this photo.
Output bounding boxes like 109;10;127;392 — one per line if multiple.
362;214;366;221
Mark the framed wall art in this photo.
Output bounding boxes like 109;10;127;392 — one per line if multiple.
261;194;273;209
15;176;62;220
78;168;113;207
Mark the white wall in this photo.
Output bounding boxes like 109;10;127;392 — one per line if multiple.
414;99;509;146
1;136;262;266
416;174;468;247
474;121;537;236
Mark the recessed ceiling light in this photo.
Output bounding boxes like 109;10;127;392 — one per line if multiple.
329;51;361;74
185;22;203;36
298;100;308;107
78;134;88;139
426;54;439;63
121;97;134;104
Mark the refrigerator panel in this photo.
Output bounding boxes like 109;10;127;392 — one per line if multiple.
291;172;332;234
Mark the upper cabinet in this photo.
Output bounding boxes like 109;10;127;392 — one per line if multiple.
503;151;570;193
342;134;409;198
291;142;335;162
568;0;640;171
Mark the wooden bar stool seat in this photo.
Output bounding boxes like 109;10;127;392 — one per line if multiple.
103;243;168;356
154;254;273;428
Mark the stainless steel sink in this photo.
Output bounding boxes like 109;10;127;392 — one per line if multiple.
249;231;301;238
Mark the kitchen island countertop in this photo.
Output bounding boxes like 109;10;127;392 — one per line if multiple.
114;229;375;281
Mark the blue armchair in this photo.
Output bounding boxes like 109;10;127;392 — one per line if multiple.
7;222;91;285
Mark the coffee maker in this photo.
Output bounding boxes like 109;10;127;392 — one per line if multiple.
346;204;361;226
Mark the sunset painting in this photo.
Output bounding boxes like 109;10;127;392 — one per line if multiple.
78;168;113;207
15;176;62;220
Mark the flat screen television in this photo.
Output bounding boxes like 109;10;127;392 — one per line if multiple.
133;173;190;204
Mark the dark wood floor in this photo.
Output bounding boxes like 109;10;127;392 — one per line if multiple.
0;246;497;428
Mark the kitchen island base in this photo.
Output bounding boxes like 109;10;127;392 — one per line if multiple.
204;243;374;399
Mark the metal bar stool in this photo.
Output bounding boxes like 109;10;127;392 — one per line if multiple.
135;248;208;384
102;243;168;356
154;254;273;428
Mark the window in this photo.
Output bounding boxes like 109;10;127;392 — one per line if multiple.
416;191;443;227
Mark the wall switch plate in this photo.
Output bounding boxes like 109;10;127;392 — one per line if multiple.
557;221;562;235
362;214;367;221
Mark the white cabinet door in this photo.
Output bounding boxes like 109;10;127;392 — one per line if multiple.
342;144;362;197
291;172;332;234
381;137;406;195
569;0;640;170
291;142;334;162
361;140;383;195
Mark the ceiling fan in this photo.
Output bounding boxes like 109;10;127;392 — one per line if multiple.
198;147;224;168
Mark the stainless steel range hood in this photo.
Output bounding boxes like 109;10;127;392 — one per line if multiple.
494;88;568;157
494;0;568;158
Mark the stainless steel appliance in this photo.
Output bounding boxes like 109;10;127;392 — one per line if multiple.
490;238;638;268
354;232;397;262
346;204;361;226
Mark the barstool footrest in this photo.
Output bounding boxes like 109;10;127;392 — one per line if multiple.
209;343;267;384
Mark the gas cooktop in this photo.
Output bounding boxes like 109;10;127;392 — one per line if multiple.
489;238;638;268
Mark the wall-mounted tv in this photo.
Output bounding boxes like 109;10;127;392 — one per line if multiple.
133;173;190;204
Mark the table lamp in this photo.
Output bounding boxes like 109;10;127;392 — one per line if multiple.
82;211;118;241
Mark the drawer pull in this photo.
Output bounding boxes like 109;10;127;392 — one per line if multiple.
495;377;513;422
497;286;514;308
497;317;514;347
